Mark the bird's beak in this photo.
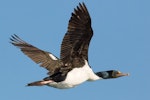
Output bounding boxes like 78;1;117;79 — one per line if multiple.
116;72;129;77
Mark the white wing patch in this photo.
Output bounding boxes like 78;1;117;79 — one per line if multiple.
49;53;58;60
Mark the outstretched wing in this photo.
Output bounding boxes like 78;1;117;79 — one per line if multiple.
10;34;61;75
60;3;93;67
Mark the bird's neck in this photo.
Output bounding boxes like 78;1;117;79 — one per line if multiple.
95;71;113;79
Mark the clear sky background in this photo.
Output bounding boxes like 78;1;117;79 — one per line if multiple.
1;0;150;100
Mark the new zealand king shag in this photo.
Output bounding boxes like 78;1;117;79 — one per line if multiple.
10;2;129;89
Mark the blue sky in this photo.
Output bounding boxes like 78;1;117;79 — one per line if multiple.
1;0;150;100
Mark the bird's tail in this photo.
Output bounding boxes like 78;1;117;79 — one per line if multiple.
27;80;53;86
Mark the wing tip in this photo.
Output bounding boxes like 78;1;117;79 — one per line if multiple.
10;34;26;46
68;2;91;32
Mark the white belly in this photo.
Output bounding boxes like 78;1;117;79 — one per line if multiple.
46;60;100;89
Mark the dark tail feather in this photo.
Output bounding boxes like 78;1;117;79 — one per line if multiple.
27;80;53;86
27;81;45;86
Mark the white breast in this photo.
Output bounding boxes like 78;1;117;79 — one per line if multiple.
47;60;101;89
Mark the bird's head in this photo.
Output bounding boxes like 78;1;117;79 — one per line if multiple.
111;70;129;78
96;70;129;79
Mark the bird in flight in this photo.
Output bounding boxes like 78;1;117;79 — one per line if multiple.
10;2;129;89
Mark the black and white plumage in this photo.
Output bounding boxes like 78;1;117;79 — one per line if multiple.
10;3;129;89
